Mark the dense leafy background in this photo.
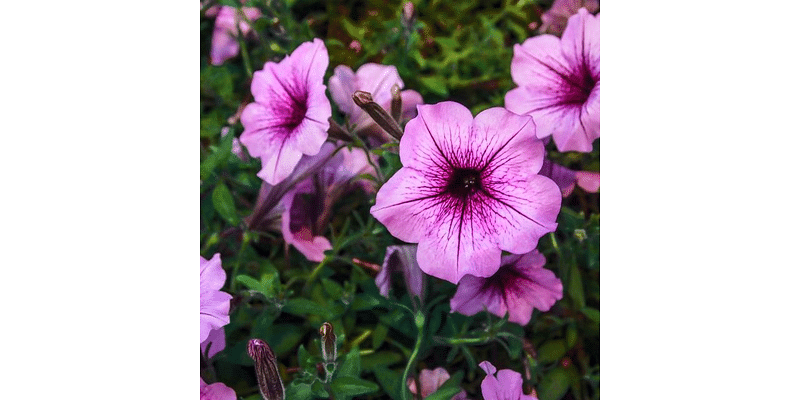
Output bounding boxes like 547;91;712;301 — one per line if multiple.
201;1;599;399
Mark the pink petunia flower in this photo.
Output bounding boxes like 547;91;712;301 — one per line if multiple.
539;159;599;197
240;39;332;185
200;254;232;343
538;0;599;35
370;102;561;284
280;142;375;262
201;327;226;359
201;378;237;400
205;5;262;66
479;361;537;400
375;245;425;300
328;63;423;143
407;367;470;399
505;8;600;153
450;250;562;325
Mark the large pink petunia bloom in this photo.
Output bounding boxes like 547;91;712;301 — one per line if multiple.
370;102;561;284
280;142;374;262
240;39;332;185
328;63;423;142
450;250;562;325
200;254;232;343
205;5;262;66
539;159;599;197
479;361;537;400
201;378;237;400
506;8;600;153
538;0;599;35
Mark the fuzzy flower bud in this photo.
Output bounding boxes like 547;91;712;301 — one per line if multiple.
247;339;284;400
319;322;337;363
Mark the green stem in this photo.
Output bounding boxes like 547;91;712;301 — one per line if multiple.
401;313;425;400
228;231;251;292
440;336;488;345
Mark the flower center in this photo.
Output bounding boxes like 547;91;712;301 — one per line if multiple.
445;168;483;198
286;97;308;130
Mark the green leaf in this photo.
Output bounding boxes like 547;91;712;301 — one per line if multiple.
537;340;567;364
311;380;329;398
567;263;585;309
331;376;379;398
419;75;449;97
361;351;403;371
212;183;238;225
371;323;389;349
282;298;334;319
285;381;315;400
200;130;233;181
337;347;361;378
582;307;600;323
538;368;570;400
373;365;402;400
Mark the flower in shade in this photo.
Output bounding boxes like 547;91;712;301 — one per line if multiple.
201;378;237;400
450;250;562;325
539;159;599;197
407;367;470;399
281;142;375;262
479;361;537;400
505;9;600;153
375;245;425;300
538;0;599;35
205;4;262;66
328;63;423;143
200;254;232;343
241;39;331;185
370;102;561;284
201;327;226;359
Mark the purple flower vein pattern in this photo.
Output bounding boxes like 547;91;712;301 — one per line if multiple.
371;102;561;284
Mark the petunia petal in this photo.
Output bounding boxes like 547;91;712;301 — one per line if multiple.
561;8;600;81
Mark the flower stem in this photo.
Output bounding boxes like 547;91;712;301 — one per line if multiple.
229;231;251;292
401;312;425;400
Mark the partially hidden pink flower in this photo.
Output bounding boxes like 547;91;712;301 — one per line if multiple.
376;245;425;300
539;159;599;197
506;8;600;153
479;361;537;400
281;142;375;262
370;102;561;284
328;63;423;143
201;327;226;359
538;0;599;35
241;39;331;185
201;378;237;400
200;254;232;343
206;5;262;66
407;367;470;399
450;250;562;325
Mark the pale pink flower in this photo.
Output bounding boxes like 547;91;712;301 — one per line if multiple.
200;254;232;343
539;0;599;35
328;63;423;142
201;327;226;359
206;5;262;65
505;9;600;152
201;378;237;400
241;39;331;185
539;159;599;196
407;367;469;399
450;250;562;325
479;361;537;400
371;102;561;284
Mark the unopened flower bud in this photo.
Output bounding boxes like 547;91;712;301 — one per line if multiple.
403;2;414;24
352;91;404;141
247;339;284;400
319;322;337;363
391;84;402;123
